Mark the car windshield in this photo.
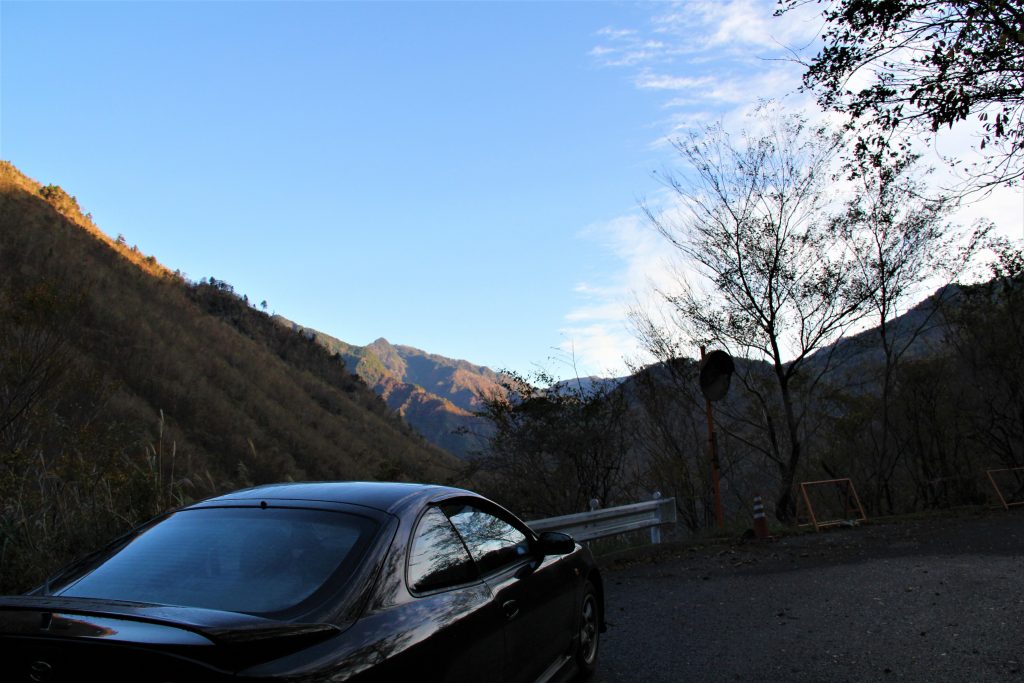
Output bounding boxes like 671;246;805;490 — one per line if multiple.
54;507;378;616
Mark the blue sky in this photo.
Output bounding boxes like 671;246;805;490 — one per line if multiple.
3;1;1021;379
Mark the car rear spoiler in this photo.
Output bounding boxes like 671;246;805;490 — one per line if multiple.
0;595;342;667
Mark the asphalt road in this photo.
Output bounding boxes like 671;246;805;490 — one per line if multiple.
594;511;1023;682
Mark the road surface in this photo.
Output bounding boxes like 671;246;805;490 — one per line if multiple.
595;511;1023;682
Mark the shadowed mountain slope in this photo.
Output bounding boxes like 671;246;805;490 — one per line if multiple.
0;161;460;490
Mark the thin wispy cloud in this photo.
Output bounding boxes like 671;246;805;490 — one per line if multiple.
564;303;629;324
560;211;676;376
590;1;823;142
590;20;685;68
635;73;715;91
651;0;818;52
596;26;637;40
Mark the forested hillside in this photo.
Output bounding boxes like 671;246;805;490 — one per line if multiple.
0;161;460;591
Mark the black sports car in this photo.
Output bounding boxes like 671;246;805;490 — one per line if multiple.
0;482;604;682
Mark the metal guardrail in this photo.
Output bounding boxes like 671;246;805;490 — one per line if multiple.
528;497;677;543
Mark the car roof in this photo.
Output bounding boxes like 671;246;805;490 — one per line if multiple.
200;481;477;516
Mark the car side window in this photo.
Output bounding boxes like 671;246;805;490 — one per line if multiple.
407;507;477;593
442;503;529;576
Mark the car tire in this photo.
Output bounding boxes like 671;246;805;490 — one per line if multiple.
575;580;600;680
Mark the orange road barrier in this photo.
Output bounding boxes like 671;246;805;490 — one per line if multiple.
752;494;770;539
794;478;868;533
986;467;1024;510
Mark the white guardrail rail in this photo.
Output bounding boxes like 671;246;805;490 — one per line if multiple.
528;497;677;544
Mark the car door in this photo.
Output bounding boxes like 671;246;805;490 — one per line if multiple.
399;505;504;682
348;505;504;683
441;502;575;683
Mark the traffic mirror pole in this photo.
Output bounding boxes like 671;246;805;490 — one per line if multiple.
700;345;725;529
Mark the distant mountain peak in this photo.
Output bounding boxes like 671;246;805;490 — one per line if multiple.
273;319;507;458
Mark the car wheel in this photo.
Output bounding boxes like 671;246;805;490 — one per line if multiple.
576;581;600;680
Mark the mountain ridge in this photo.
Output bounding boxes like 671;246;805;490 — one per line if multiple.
274;318;504;457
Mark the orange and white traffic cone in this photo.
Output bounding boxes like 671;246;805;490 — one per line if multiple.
753;494;770;540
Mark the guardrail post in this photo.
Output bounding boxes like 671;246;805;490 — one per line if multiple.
650;491;662;544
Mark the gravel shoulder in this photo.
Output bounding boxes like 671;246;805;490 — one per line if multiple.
595;510;1023;682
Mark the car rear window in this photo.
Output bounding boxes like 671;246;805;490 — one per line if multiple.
55;507;378;615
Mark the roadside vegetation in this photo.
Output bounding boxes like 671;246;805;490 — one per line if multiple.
474;235;1023;532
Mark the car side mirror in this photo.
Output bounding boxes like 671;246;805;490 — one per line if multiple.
535;531;575;556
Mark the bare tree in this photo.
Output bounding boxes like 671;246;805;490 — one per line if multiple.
638;111;873;520
475;371;635;518
834;154;988;512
